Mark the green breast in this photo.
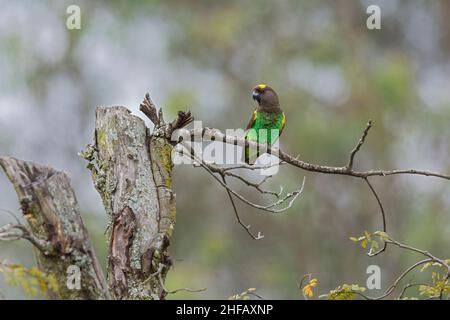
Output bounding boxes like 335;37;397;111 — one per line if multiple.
246;111;284;145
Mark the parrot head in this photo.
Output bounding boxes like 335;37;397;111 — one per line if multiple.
252;84;280;111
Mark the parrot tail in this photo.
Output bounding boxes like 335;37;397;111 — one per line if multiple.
244;145;250;165
244;143;260;165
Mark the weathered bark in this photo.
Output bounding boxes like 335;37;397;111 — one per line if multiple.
1;95;190;300
0;156;108;299
82;106;176;299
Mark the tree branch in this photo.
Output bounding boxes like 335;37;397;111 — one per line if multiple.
0;223;53;253
347;120;372;170
364;178;387;257
0;156;108;299
345;233;450;300
181;127;450;180
222;175;264;240
173;124;450;247
178;144;305;214
83;104;179;299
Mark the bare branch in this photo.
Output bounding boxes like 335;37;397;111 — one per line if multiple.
222;159;290;172
140;93;193;138
181;147;306;214
0;209;21;224
149;263;206;296
183;127;450;181
149;97;450;299
397;283;429;300
364;178;387;257
347;120;372;170
140;93;160;126
0;223;22;241
204;161;282;198
175;142;305;239
374;259;432;299
176;123;450;258
171;110;194;131
222;175;264;240
346;234;450;300
159;272;206;295
0;223;53;253
386;237;450;272
385;235;450;299
333;259;432;300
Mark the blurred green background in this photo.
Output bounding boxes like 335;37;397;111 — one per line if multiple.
0;0;449;299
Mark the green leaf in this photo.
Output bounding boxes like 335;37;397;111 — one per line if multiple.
361;239;367;249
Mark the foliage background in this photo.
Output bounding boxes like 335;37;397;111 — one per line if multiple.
0;0;449;299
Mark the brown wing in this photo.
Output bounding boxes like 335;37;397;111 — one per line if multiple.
245;110;257;130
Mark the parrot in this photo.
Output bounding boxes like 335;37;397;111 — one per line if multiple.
244;84;285;164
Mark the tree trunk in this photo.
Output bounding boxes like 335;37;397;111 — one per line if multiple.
0;156;108;299
83;106;176;299
1;98;189;300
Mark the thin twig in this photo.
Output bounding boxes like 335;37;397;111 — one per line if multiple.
0;209;21;224
374;259;432;299
183;127;450;181
222;160;289;172
0;223;52;253
205;162;281;198
140;93;160;126
397;283;428;300
347;120;372;170
157;265;206;295
348;234;450;300
200;159;305;213
364;178;387;257
386;238;450;271
344;259;432;300
178;145;305;214
222;175;264;240
176;144;304;240
144;263;206;296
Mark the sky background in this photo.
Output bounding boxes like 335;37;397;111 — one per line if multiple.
0;0;450;299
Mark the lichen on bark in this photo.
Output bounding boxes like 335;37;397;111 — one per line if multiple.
0;156;108;300
84;106;176;299
1;98;190;300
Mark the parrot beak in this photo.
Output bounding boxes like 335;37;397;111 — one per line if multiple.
252;90;261;103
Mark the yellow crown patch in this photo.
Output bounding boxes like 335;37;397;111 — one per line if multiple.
257;84;267;89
